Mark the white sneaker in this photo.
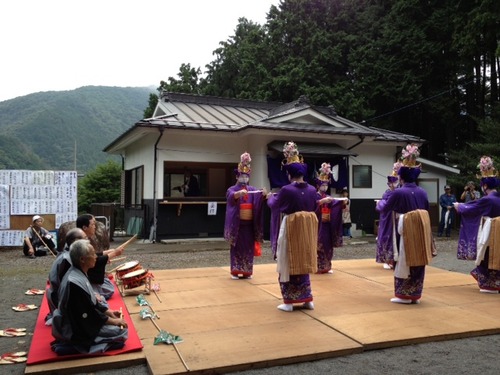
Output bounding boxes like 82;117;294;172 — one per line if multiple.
303;301;314;310
480;289;499;294
390;297;411;304
277;303;293;312
231;275;239;280
383;263;392;270
327;270;334;274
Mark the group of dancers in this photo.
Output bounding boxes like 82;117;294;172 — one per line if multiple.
225;142;500;312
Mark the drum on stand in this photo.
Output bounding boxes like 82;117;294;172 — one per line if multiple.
115;261;141;280
119;268;152;296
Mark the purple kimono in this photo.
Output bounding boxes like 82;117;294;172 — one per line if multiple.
267;193;280;259
269;181;318;304
316;192;344;273
457;191;500;290
378;182;429;301
224;183;265;278
376;189;396;265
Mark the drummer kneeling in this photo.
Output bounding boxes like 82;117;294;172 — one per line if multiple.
51;239;128;355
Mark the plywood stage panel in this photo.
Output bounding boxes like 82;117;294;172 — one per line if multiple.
26;260;500;375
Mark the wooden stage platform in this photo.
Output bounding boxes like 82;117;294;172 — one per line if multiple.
26;259;500;374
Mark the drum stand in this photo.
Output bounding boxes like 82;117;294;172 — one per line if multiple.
118;276;152;297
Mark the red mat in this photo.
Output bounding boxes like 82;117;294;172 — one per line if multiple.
26;281;143;365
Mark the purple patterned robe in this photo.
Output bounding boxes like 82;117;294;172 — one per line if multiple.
268;181;318;303
224;183;265;277
376;189;396;265
316;192;344;273
267;193;280;260
457;191;500;290
378;182;429;301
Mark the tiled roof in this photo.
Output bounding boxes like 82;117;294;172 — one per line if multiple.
103;93;424;151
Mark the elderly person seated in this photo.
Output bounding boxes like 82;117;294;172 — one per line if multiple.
51;239;128;355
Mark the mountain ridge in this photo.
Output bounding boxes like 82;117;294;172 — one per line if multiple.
0;86;155;172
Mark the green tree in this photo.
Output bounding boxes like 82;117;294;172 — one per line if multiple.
203;17;272;100
143;93;159;119
78;160;121;213
160;63;202;94
448;104;500;187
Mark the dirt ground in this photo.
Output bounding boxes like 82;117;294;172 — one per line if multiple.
1;235;500;374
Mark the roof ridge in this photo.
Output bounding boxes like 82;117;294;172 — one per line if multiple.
160;91;281;110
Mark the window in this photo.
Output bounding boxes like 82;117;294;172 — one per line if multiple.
163;162;234;198
124;166;144;206
352;165;372;188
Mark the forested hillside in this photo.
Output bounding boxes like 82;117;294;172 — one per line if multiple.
154;0;499;181
0;86;154;172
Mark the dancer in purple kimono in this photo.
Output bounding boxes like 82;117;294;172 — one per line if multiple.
224;152;267;279
378;144;430;304
315;162;344;274
375;163;401;270
267;192;280;260
454;156;500;293
267;142;318;312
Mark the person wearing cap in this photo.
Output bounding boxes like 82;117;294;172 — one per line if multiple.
224;152;267;279
23;215;56;258
375;162;402;269
438;185;457;237
460;181;480;202
453;156;500;293
267;141;318;312
315;162;344;274
377;144;433;304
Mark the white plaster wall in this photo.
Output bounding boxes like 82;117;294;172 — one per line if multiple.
344;143;399;199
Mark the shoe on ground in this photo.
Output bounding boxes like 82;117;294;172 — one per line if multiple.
327;270;334;274
303;301;314;310
390;297;412;304
411;299;421;304
383;263;392;270
479;289;499;294
230;275;239;280
277;303;293;312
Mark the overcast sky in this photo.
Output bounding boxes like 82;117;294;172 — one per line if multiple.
0;0;279;102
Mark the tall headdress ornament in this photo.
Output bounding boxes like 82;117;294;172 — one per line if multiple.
397;143;421;182
317;162;332;184
388;161;402;182
282;141;308;177
477;156;497;178
400;144;421;168
282;141;304;166
477;156;499;189
237;152;251;175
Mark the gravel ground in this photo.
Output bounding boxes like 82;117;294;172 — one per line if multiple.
1;234;500;374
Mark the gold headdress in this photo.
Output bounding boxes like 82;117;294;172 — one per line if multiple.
317;162;332;182
237;152;251;175
400;144;421;168
282;141;304;166
477;156;497;178
391;161;403;177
